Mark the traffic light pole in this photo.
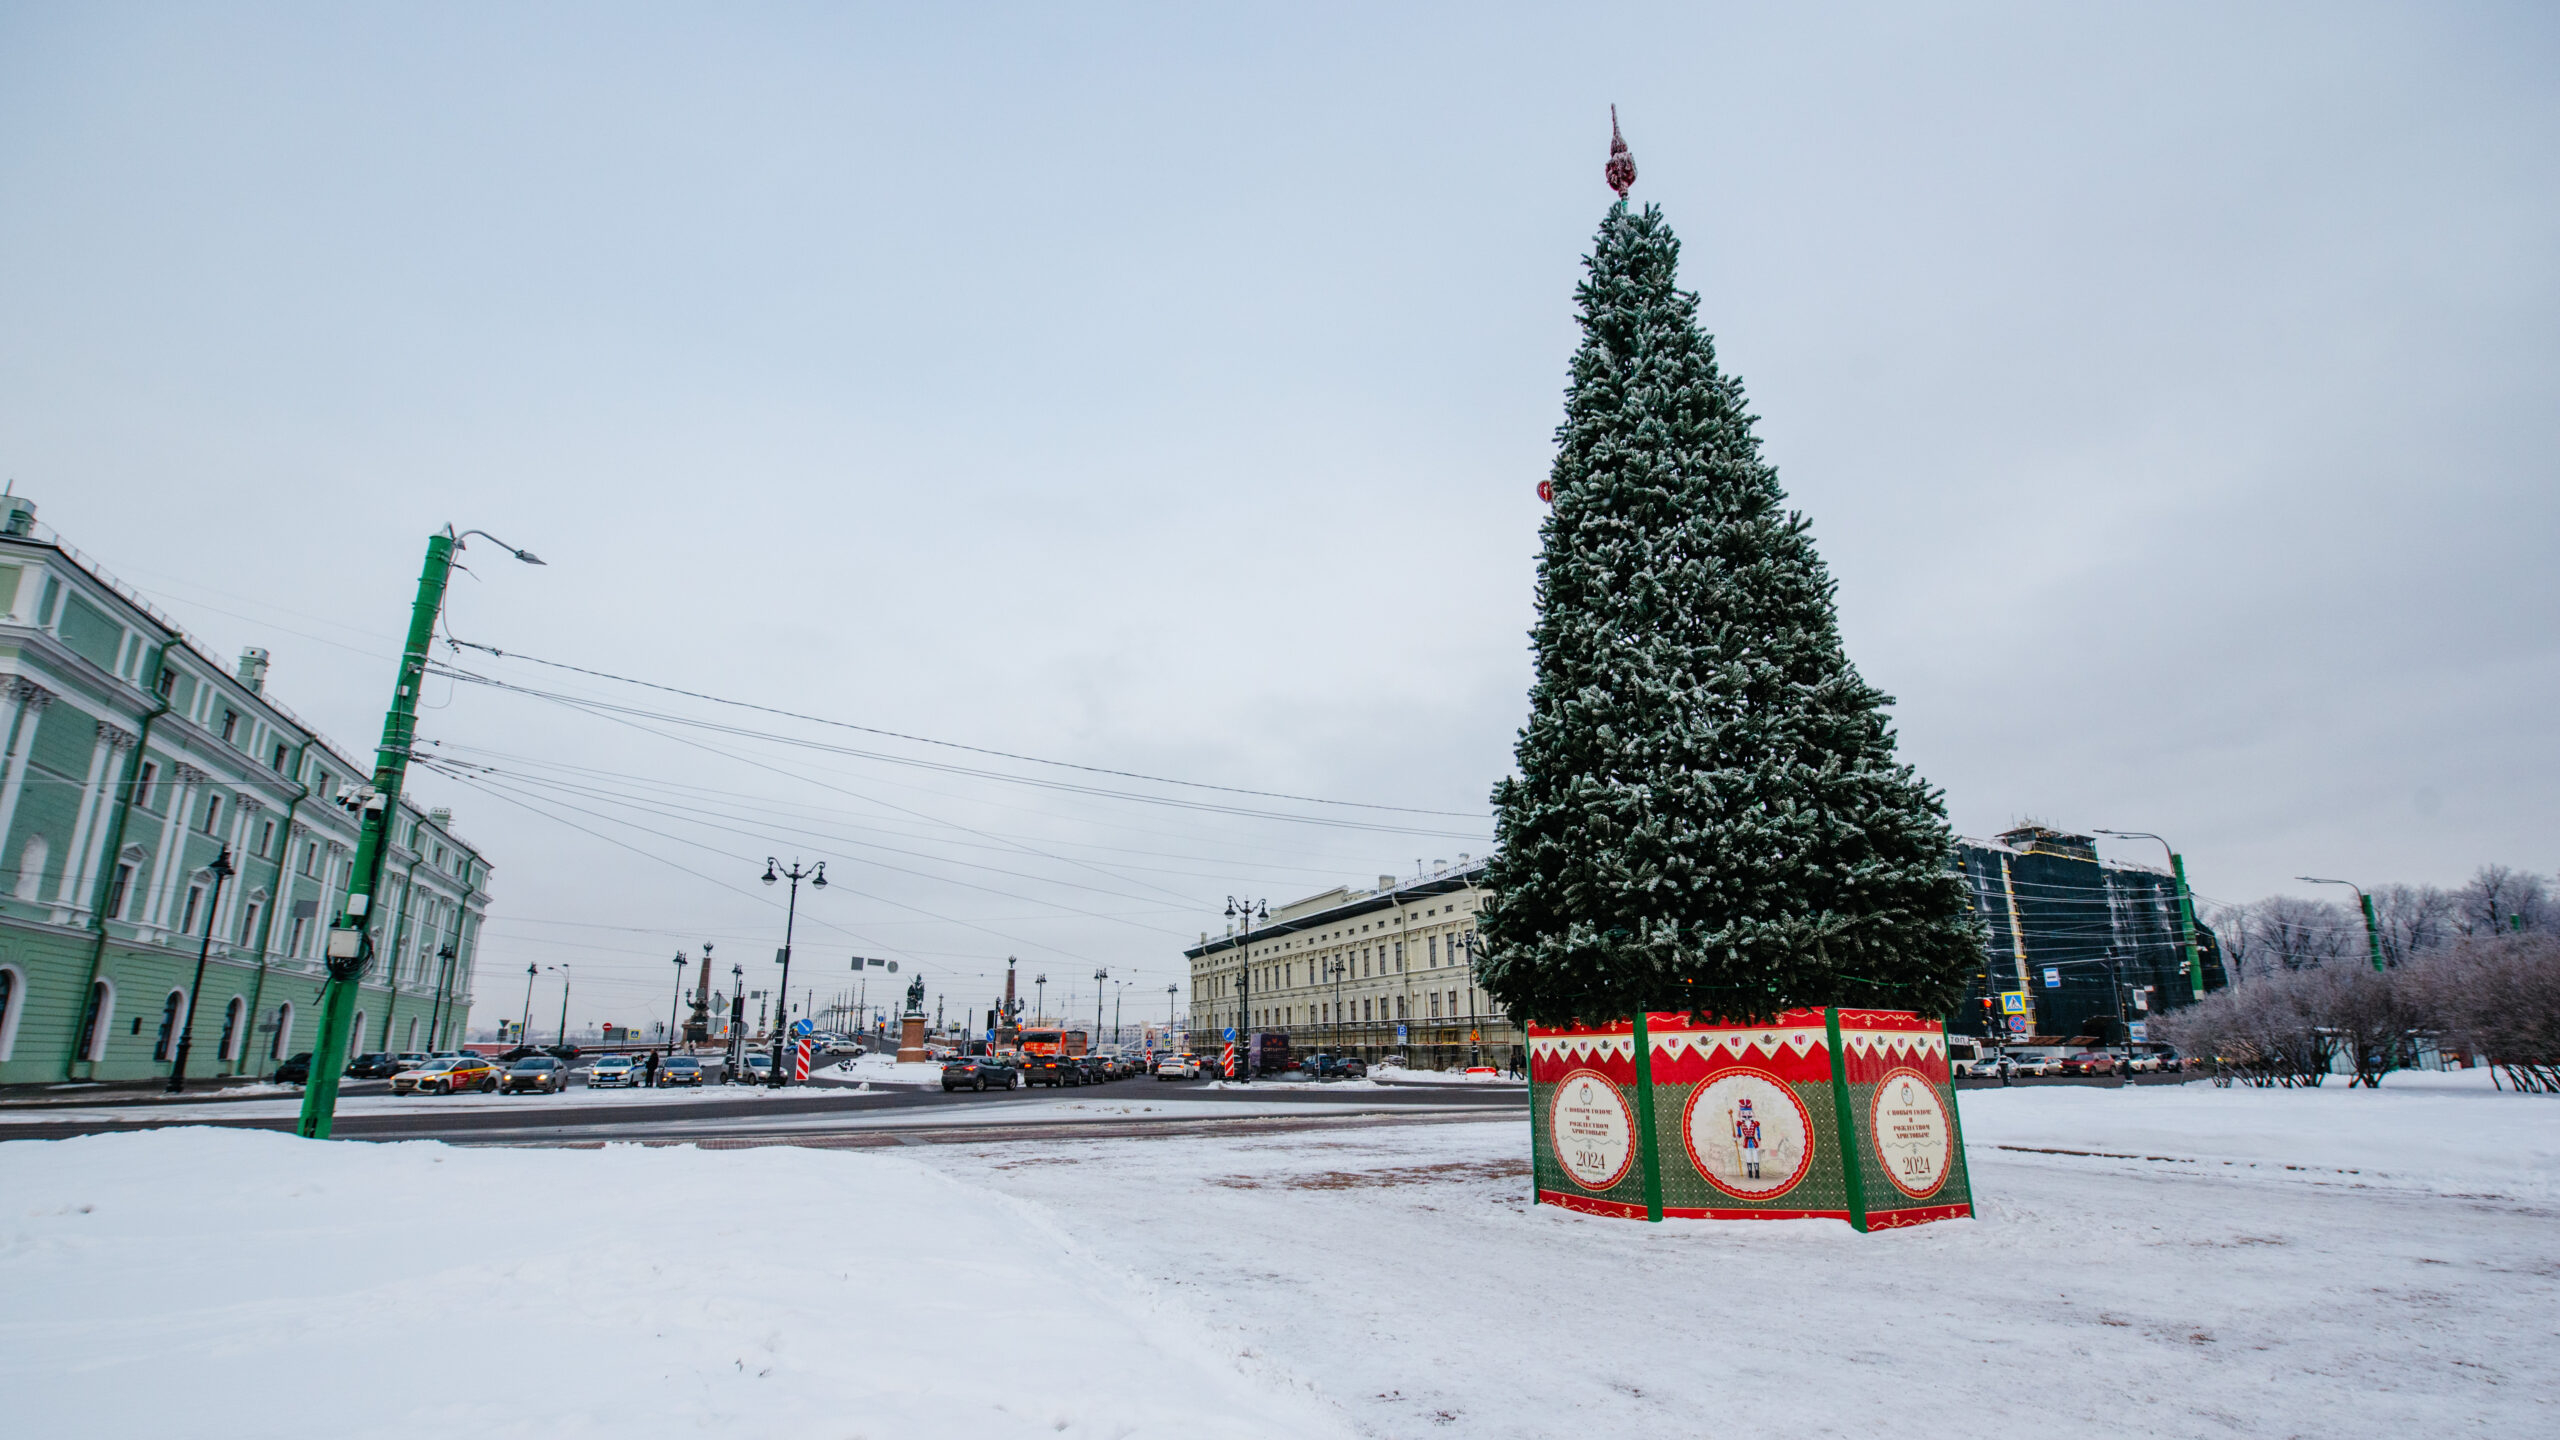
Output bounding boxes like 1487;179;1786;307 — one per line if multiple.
296;527;540;1139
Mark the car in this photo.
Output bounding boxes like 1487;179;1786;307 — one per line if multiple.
740;1052;774;1082
2055;1053;2111;1077
587;1054;639;1087
1018;1053;1079;1087
498;1045;546;1063
391;1056;501;1095
2004;1054;2050;1077
541;1044;582;1061
655;1055;705;1087
503;1056;569;1094
1154;1053;1197;1080
273;1051;314;1085
1075;1055;1110;1084
1960;1057;2003;1079
345;1052;403;1079
389;1051;432;1074
941;1056;1019;1092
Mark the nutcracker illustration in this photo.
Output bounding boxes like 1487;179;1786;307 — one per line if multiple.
1729;1096;1764;1180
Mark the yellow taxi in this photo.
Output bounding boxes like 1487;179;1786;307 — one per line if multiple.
390;1055;501;1095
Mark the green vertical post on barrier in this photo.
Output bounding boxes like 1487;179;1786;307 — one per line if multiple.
1939;1021;1976;1212
1824;1007;1869;1233
1631;1010;1663;1222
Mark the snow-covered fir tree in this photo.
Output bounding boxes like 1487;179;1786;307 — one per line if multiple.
1478;199;1979;1027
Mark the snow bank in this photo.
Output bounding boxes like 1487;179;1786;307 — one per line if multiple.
817;1052;945;1087
0;1129;1352;1439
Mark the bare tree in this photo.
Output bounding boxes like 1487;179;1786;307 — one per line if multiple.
2372;883;2457;967
2405;934;2560;1092
2453;865;2554;939
2212;895;2357;981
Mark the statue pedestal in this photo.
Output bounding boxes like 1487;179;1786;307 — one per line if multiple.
897;1015;928;1064
1529;1007;1972;1230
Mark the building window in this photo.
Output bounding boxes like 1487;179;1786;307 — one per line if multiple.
406;1016;421;1050
350;1011;366;1061
135;760;158;808
202;795;223;835
219;995;246;1061
155;668;176;698
286;915;308;958
271;742;289;772
105;862;138;920
270;1001;295;1060
181;884;206;935
220;709;238;743
154;989;186;1061
11;835;46;901
0;964;22;1061
77;978;113;1062
257;819;275;856
237;900;263;947
300;842;317;878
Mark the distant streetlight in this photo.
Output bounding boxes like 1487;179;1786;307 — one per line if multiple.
1226;896;1266;1081
2094;829;2205;999
165;847;237;1093
2299;876;2387;972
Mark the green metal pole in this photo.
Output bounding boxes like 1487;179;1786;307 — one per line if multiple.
297;533;454;1139
2359;892;2386;973
1630;1009;1662;1222
2169;853;2203;999
1825;1006;1870;1233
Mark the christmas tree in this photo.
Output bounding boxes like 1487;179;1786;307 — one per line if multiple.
1479;178;1979;1028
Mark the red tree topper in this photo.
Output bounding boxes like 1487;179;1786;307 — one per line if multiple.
1605;105;1636;199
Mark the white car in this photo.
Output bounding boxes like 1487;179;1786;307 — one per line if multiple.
587;1054;638;1088
1155;1054;1201;1080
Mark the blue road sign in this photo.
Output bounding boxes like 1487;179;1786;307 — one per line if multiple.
1224;1027;1237;1043
791;1018;813;1037
2042;966;2062;989
1396;1025;1408;1041
2006;1015;2030;1034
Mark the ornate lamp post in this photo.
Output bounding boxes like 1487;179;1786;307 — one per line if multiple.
666;951;688;1054
516;962;539;1047
1226;896;1265;1081
166;846;237;1093
1093;967;1109;1051
555;963;573;1047
762;857;826;1086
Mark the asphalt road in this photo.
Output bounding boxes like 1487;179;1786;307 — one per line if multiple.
0;1071;1529;1147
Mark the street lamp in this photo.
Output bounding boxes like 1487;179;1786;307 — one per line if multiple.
1093;967;1109;1051
1323;955;1347;1058
728;962;745;1080
666;951;688;1055
1226;896;1266;1081
555;963;573;1047
166;846;237;1093
2094;829;2206;999
763;857;826;1086
517;962;540;1047
1033;973;1047;1027
2299;876;2387;972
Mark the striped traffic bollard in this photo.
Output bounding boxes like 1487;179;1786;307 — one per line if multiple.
793;1040;811;1082
1221;1041;1236;1078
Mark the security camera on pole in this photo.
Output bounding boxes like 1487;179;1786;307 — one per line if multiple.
296;526;542;1140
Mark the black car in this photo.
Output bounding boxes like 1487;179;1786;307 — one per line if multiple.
1300;1053;1365;1081
498;1045;546;1063
941;1056;1019;1092
273;1051;314;1084
1019;1053;1079;1087
345;1052;404;1079
1075;1055;1110;1084
541;1044;582;1061
503;1056;569;1094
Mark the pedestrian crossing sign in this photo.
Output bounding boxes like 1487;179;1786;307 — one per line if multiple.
1999;992;2026;1014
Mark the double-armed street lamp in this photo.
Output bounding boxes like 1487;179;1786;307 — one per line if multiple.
1093;967;1109;1048
1227;896;1265;1081
166;846;237;1093
762;857;826;1086
2299;876;2388;972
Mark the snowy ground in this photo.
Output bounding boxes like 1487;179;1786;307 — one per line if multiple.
4;1075;2552;1437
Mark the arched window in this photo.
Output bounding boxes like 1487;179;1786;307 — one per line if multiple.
11;835;45;902
0;964;24;1061
349;1010;366;1064
78;978;114;1062
270;1000;294;1060
219;995;246;1061
154;988;187;1061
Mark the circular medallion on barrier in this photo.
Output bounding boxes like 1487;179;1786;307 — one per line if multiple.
1869;1066;1953;1199
1681;1066;1816;1200
1548;1067;1636;1191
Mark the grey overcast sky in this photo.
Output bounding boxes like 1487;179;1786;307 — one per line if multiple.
3;3;2553;1029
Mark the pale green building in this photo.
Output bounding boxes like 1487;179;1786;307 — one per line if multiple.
0;493;491;1087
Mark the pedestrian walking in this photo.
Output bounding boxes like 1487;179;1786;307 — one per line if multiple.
643;1051;659;1087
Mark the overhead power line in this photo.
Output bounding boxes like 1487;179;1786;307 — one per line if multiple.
438;638;1489;820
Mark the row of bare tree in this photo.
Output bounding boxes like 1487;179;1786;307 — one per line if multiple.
2206;864;2554;980
2152;932;2560;1091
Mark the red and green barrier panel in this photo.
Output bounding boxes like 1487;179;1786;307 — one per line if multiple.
1527;1008;1973;1230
